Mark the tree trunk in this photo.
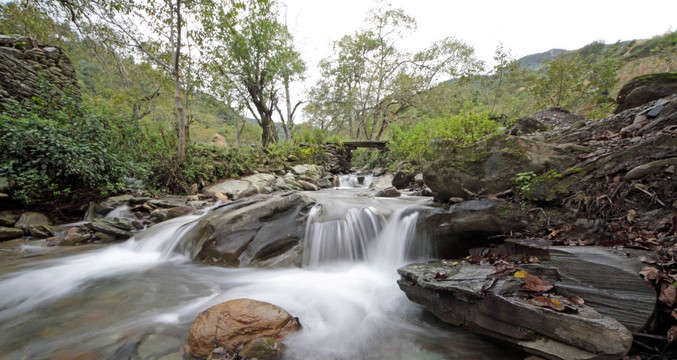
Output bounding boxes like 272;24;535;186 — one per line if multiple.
173;0;186;159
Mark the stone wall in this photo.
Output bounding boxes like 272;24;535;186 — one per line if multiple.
0;35;80;111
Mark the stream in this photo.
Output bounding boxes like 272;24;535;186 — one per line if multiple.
0;176;521;360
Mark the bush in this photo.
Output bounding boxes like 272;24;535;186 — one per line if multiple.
388;111;502;164
0;112;134;207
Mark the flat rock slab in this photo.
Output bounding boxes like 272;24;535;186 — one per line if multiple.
545;246;655;332
398;262;632;360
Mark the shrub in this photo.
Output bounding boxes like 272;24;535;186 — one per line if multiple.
0;112;133;207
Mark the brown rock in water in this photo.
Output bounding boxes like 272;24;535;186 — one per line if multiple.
187;298;300;358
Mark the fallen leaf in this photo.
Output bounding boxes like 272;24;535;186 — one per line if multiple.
640;266;661;281
671;308;677;320
490;261;515;278
627;209;636;223
514;270;529;279
668;326;677;343
524;275;554;293
529;296;564;311
527;256;539;263
659;281;677;307
434;271;448;280
567;294;585;306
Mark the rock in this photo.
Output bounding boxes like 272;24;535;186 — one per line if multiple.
392;170;415;189
85;220;132;239
239;337;285;360
295;179;319;191
94;232;117;243
615;72;677;113
95;194;135;214
164;206;194;221
623;157;677;181
509;116;549;135
375;186;400;198
213;192;229;203
63;226;91;244
545;245;655;332
137;334;183;360
182;192;314;267
370;174;394;189
187;298;301;358
243;173;277;193
26;224;52;238
0;226;24;241
205;178;258;199
0;210;19;226
14;212;52;230
530;106;586;129
420;199;527;258
291;164;324;181
316;176;334;189
423;134;575;202
373;167;387;177
398;262;632;360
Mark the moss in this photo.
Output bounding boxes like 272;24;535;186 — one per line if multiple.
629;72;677;86
521;170;580;203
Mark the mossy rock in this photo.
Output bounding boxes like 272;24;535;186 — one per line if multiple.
423;134;575;202
615;72;677;113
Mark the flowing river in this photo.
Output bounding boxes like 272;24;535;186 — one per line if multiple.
0;176;521;359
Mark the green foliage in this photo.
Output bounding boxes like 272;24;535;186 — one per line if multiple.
388;110;502;163
351;148;390;169
514;171;537;193
0;107;135;207
529;53;620;113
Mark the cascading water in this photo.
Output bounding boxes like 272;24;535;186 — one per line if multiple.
337;173;373;188
0;189;520;360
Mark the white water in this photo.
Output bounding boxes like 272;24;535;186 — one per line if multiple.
0;189;518;359
338;173;373;188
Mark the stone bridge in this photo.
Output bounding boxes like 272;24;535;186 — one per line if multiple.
322;141;388;174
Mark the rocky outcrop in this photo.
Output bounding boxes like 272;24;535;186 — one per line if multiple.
420;199;527;258
187;298;301;358
423;134;575;202
182;192;315;268
615;72;677;114
398;261;633;360
0;35;80;111
509;116;549;136
531;106;586;130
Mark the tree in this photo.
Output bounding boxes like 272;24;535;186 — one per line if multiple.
306;3;479;141
31;0;240;158
210;1;305;147
530;53;620;113
470;43;524;116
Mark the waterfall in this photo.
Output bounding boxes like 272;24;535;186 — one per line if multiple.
302;200;430;269
337;174;373;188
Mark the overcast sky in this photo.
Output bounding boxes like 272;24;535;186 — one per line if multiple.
282;0;676;105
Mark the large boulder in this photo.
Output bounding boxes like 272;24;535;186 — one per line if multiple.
187;298;301;358
423;134;575;202
181;192;315;268
615;72;677;114
398;261;633;360
14;212;51;230
420;199;527;258
205;173;277;199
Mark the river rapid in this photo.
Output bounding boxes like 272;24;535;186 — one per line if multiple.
0;177;521;359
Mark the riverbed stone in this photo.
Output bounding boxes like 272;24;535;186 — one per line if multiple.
291;164;323;181
419;199;527;258
0;210;19;226
183;192;314;267
0;226;24;241
164;206;194;221
137;334;183;360
14;212;52;230
375;186;400;198
187;298;301;358
204;179;258;199
398;262;632;359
